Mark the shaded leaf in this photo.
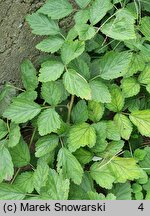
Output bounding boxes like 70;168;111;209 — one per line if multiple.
57;148;84;185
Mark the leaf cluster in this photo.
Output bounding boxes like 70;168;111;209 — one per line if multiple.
0;0;150;200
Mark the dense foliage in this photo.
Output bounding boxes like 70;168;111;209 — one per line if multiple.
0;0;150;200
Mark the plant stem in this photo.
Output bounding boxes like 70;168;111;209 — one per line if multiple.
29;128;36;149
7;84;25;92
11;168;21;184
6;119;10;133
67;95;75;124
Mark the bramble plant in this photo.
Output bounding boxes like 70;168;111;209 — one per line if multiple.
0;0;150;200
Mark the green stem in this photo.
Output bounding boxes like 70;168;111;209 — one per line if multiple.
7;84;25;92
11;168;21;184
96;11;118;33
67;95;75;124
6;119;10;133
29;128;36;149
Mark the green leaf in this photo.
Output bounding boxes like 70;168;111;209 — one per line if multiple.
67;123;96;152
101;9;136;40
0;183;26;200
90;157;144;189
99;140;124;158
33;161;49;193
139;147;150;175
69;58;90;80
121;77;140;98
0;145;14;183
61;40;85;64
57;148;84;185
69;172;94;199
38;60;64;82
129;110;150;137
106;85;124;112
10;138;30;167
73;148;94;164
3;98;41;124
110;182;132;200
74;9;90;24
0;119;7;140
14;172;34;193
0;83;16;116
100;51;132;80
21;60;38;90
138;64;150;84
106;121;121;141
71;100;88;123
89;79;111;103
92;122;108;153
90;0;113;25
88;191;116;200
45;169;70;200
75;24;96;41
41;81;68;106
139;16;150;37
37;108;61;136
35;134;59;157
26;13;60;35
63;69;91;100
8;123;21;148
146;84;150;93
88;101;104;122
38;0;73;19
36;36;64;53
114;114;133;140
17;91;37;101
75;0;91;8
124;54;145;78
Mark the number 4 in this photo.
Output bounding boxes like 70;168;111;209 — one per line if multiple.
138;203;144;211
